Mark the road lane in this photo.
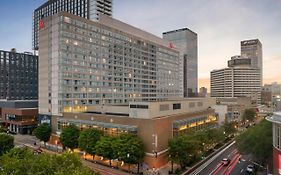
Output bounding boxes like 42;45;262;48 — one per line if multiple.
196;143;237;175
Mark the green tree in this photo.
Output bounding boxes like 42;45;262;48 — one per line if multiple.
242;108;257;122
60;124;80;151
78;128;103;159
223;121;238;136
205;128;225;146
236;119;272;164
0;134;14;155
95;136;117;166
0;126;7;133
0;148;99;175
114;134;145;173
168;135;201;170
33;123;52;145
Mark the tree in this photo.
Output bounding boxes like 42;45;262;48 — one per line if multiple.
95;136;117;166
0;148;99;175
33;123;52;145
0;134;14;155
0;126;7;133
168;135;201;170
78;128;103;159
242;108;257;122
236;119;272;164
223;121;238;136
205;128;225;146
114;134;145;173
60;124;80;151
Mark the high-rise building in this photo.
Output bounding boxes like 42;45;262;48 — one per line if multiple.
163;28;198;97
211;55;261;104
241;39;263;83
33;0;113;50
0;49;38;100
38;12;183;116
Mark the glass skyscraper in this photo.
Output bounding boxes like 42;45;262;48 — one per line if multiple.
163;28;198;97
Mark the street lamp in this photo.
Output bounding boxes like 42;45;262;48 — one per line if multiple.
83;152;86;160
127;154;131;173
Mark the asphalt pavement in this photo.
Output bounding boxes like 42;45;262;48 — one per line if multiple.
191;143;256;175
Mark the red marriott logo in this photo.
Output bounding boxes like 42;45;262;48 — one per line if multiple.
39;19;45;29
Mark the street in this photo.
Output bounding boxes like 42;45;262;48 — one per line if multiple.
190;142;259;175
12;134;130;175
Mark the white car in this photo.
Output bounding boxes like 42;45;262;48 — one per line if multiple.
246;164;254;173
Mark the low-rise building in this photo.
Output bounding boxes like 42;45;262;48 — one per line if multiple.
215;97;252;122
0;100;38;134
47;98;217;168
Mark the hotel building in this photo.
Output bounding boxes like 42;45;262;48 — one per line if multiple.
33;0;113;50
38;12;182;117
37;12;214;168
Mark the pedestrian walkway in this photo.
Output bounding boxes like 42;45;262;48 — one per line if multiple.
82;159;130;175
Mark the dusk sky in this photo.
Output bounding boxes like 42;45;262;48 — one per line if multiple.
0;0;280;89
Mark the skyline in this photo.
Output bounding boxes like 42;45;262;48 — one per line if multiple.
0;0;280;89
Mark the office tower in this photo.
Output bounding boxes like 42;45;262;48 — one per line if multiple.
211;55;261;104
38;12;183;116
241;39;263;84
163;28;198;97
33;0;113;50
0;49;38;100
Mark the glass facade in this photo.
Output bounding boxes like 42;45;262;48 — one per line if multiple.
173;115;218;136
163;28;198;97
57;118;137;135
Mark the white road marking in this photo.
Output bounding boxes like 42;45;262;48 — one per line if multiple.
240;169;244;173
187;141;236;175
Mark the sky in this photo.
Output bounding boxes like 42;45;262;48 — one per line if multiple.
0;0;280;89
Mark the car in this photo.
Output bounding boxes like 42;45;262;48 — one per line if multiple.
221;158;231;166
246;164;254;173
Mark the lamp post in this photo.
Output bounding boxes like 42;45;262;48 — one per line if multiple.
127;153;131;173
83;152;86;160
55;140;58;152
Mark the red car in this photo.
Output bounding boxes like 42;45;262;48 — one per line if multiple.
221;158;231;166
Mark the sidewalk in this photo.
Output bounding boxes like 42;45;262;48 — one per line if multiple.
23;143;130;175
82;159;130;175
